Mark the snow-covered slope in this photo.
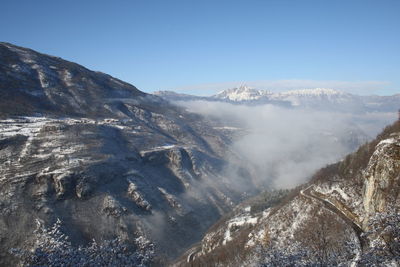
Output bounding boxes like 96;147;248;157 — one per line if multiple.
175;122;400;266
0;43;258;265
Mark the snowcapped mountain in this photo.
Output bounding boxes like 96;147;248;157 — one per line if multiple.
155;86;399;113
214;87;349;102
212;87;361;110
213;85;272;101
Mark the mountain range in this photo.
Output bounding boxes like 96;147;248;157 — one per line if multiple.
155;86;400;113
0;43;399;266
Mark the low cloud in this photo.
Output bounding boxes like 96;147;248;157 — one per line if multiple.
176;100;395;189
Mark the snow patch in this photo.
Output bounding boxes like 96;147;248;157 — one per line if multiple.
223;215;258;245
213;126;241;130
317;184;350;201
378;138;396;146
62;69;74;87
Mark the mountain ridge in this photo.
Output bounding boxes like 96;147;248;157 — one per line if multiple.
0;42;148;118
154;86;399;113
0;43;259;265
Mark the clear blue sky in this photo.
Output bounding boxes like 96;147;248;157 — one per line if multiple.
2;0;399;95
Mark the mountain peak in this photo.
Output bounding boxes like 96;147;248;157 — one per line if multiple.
213;86;271;101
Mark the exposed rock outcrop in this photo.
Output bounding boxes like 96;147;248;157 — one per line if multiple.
102;195;126;217
127;182;151;211
363;133;400;224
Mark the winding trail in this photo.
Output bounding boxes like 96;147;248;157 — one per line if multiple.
300;185;366;265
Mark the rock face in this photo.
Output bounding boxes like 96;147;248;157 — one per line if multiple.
0;43;255;265
363;133;400;218
176;122;400;266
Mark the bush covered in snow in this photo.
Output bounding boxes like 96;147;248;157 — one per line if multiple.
10;219;154;267
360;206;400;266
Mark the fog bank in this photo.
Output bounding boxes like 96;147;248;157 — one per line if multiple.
177;100;396;189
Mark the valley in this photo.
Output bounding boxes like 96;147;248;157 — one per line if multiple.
0;42;399;267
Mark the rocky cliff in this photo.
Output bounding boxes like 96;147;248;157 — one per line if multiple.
363;133;400;218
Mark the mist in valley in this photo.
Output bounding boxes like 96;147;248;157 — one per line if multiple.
176;100;396;189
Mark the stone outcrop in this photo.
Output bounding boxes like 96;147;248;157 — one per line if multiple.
102;195;125;217
362;133;400;224
127;182;151;211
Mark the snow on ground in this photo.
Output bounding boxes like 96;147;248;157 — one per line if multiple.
37;68;49;88
213;126;241;130
0;117;136;140
0;117;49;138
62;69;74;87
140;144;181;155
223;214;258;245
152;144;176;150
317;184;350;201
378;138;396;145
373;137;400;158
0;116;128;173
246;228;265;248
265;196;314;246
0;118;49;161
262;208;271;218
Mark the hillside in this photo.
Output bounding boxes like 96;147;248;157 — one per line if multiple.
1;42;398;266
176;121;400;266
0;43;258;265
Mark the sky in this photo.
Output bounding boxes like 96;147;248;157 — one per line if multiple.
1;0;399;95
